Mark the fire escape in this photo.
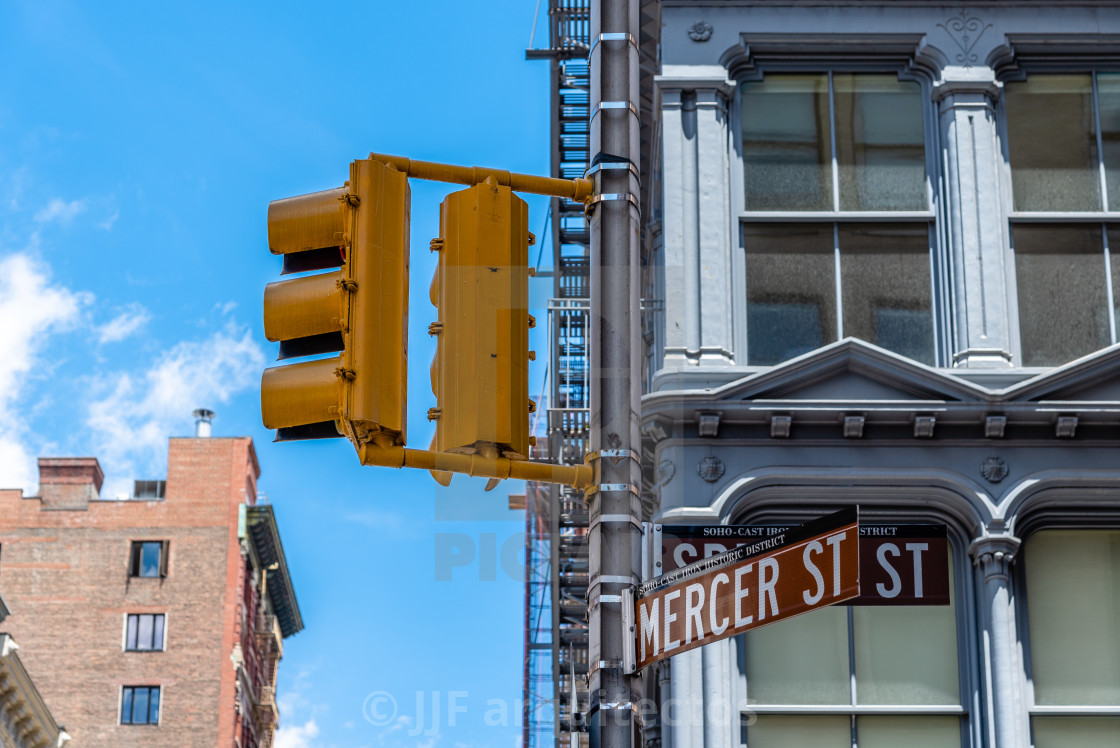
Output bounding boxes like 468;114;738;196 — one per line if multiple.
524;2;659;746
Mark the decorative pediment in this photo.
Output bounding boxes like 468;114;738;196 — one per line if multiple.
708;339;991;405
1003;343;1120;403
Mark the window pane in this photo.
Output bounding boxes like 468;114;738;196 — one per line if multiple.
742;75;832;210
132;687;150;724
834;74;927;211
121;687;134;724
1033;716;1120;747
745;224;837;365
149;686;161;724
126;615;138;650
1014;224;1109;366
745;606;849;705
1006;75;1102;211
838;223;933;364
855;546;958;705
140;542;161;577
137;614;154;650
746;715;849;747
1026;530;1120;706
1102;74;1120;211
858;716;960;748
154;614;165;650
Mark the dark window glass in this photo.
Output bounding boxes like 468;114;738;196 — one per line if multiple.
745;223;932;365
833;74;927;211
745;224;837;364
742;75;832;211
741;73;927;212
839;223;934;365
1102;74;1120;211
1014;224;1109;366
121;686;160;725
125;614;165;651
1006;75;1102;211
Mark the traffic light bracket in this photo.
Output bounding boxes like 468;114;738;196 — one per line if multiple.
263;153;596;490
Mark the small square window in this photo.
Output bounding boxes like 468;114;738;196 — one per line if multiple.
129;541;168;578
121;685;161;725
125;614;166;651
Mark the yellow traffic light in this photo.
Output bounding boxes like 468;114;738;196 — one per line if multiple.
262;158;410;448
428;179;536;461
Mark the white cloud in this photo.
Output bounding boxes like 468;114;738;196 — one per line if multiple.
33;198;86;225
86;322;266;495
0;253;90;490
97;303;151;343
274;719;320;748
97;209;119;231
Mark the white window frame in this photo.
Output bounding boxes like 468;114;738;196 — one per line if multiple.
736;66;942;366
1014;523;1120;737
1003;69;1120;362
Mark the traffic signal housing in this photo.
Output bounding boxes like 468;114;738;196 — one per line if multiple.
428;179;536;461
262;158;410;449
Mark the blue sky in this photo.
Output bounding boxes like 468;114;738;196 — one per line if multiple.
1;2;556;746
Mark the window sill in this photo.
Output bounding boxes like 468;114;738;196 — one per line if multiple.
742;705;966;715
741;211;935;222
1009;212;1120;222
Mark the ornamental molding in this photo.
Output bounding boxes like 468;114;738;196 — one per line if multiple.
657;459;676;487
937;9;993;68
969;534;1020;582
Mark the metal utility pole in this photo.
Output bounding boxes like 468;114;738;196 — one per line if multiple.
586;0;642;746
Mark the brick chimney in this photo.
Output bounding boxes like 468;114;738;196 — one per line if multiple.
38;457;104;510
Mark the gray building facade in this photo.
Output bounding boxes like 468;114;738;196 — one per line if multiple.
638;2;1120;747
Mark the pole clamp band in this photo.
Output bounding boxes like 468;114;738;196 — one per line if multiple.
584;483;640;498
589;32;638;58
583;162;640;182
585;193;640;214
590;101;640;121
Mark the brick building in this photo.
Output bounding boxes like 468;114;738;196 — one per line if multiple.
0;432;302;748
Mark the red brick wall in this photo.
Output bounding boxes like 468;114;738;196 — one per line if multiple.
0;437;260;748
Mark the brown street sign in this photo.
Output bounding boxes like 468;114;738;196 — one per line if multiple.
626;507;859;672
661;522;949;606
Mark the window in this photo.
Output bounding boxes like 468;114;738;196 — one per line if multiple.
1024;529;1120;745
129;541;168;578
132;480;166;500
121;685;161;725
742;546;963;746
741;73;934;365
1006;73;1120;365
125;614;165;651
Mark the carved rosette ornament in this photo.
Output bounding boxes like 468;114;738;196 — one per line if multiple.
688;21;713;42
697;455;725;483
980;457;1008;483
